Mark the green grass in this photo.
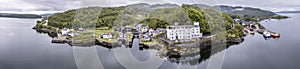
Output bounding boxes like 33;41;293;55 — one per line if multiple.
142;38;161;46
95;29;118;43
72;31;95;43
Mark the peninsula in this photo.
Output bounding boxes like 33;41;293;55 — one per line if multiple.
33;3;283;57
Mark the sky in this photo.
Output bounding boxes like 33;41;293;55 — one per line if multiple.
0;0;299;14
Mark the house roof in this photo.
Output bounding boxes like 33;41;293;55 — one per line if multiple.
144;36;151;40
152;30;159;33
62;28;69;31
239;20;250;25
102;33;112;35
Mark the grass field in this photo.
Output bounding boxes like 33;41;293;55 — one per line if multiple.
95;29;118;43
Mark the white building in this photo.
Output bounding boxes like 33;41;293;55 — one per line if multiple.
101;33;113;39
166;22;202;41
61;28;70;36
141;26;149;32
43;20;48;26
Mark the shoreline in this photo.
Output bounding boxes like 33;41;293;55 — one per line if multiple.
31;15;280;58
32;25;245;47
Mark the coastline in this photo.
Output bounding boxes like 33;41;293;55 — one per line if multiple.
31;18;283;63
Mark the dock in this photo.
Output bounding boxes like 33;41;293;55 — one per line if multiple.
51;37;71;43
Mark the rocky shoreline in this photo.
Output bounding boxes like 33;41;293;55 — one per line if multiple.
32;17;279;61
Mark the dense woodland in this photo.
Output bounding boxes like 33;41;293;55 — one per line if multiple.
38;4;259;38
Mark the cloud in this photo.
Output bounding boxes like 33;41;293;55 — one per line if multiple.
0;0;299;12
214;0;300;11
0;0;38;11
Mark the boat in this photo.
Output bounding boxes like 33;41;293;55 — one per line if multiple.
250;32;255;35
271;33;280;38
263;31;272;38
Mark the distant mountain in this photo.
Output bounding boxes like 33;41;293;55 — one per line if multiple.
0;12;60;18
184;4;278;18
189;4;213;9
277;11;300;13
150;3;180;9
124;3;277;17
126;3;278;17
39;12;60;17
213;5;275;17
126;3;180;9
126;3;150;8
0;13;42;18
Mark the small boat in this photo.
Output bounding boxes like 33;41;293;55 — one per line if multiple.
271;33;280;38
249;28;254;31
250;32;255;35
263;31;272;38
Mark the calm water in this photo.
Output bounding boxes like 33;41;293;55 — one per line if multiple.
0;13;299;69
222;13;300;69
0;18;76;69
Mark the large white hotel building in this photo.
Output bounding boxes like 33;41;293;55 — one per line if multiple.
166;22;202;41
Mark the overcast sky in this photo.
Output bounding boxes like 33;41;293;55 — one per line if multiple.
0;0;299;14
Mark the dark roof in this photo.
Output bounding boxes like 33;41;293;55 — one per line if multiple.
239;20;250;25
102;33;112;35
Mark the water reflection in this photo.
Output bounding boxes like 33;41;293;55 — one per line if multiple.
45;29;246;67
35;29;58;38
165;42;243;65
0;18;77;69
93;36;245;66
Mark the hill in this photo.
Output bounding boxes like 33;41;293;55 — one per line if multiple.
37;3;273;38
39;13;60;17
126;3;180;9
0;13;42;18
277;11;300;13
189;4;277;18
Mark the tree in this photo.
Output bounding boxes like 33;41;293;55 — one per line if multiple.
140;18;170;29
186;8;210;33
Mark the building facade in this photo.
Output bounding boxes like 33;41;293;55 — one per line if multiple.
166;22;202;41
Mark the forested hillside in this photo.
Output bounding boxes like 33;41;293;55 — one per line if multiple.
42;3;249;37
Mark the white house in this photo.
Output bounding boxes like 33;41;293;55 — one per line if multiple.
43;20;48;26
101;33;113;39
166;22;202;41
143;33;151;41
157;28;166;33
135;24;142;31
141;26;149;32
61;28;70;36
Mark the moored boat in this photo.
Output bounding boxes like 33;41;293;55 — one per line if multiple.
271;33;280;38
263;31;272;38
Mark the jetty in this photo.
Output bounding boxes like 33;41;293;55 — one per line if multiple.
51;37;71;43
257;29;280;38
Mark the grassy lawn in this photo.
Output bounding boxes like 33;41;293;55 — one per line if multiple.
70;28;136;43
95;29;118;43
72;31;95;43
142;38;162;46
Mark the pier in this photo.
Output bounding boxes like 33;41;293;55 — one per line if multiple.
51;37;71;43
